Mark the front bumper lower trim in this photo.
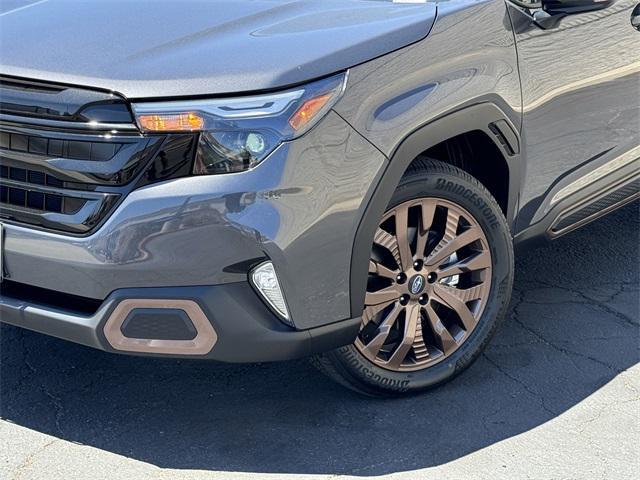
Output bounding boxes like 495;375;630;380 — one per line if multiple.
0;282;361;362
103;298;218;355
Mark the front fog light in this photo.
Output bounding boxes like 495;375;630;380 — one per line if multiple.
251;262;291;325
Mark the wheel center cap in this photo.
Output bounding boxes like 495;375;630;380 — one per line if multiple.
408;274;426;295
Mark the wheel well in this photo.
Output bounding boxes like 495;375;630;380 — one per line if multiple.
411;130;510;215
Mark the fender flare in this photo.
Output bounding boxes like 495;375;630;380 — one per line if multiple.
349;102;524;316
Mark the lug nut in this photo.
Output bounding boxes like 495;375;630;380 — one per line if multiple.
427;272;437;283
396;273;407;284
413;260;423;270
399;294;410;306
419;295;428;305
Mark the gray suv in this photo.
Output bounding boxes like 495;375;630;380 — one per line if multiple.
0;0;638;395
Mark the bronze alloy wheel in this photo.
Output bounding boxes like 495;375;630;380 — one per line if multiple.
355;197;492;372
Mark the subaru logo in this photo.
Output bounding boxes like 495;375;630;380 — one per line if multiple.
409;275;425;295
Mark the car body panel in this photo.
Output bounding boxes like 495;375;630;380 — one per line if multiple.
1;111;386;329
508;0;640;232
334;0;522;159
0;0;437;98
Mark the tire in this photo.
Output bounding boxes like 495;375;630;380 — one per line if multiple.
312;159;514;396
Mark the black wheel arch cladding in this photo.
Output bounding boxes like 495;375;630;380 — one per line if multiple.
349;102;522;318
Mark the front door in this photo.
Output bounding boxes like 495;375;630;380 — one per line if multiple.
508;0;640;230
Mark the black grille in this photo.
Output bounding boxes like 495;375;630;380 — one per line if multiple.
0;165;85;214
0;75;133;123
0;79;141;233
121;309;198;340
1;165;61;187
0;76;197;234
0;129;123;160
0;122;161;233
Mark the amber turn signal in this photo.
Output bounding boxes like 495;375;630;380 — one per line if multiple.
288;94;333;131
137;112;205;132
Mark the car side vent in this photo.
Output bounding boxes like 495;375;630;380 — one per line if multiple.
488;120;519;156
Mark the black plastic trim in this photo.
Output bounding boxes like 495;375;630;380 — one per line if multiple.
0;281;361;362
0;113;137;132
348;103;523;317
515;167;640;249
549;175;640;236
489;119;519;155
0;75;135;127
0;279;102;314
121;308;198;341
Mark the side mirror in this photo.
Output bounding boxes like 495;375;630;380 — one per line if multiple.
534;0;613;29
541;0;614;15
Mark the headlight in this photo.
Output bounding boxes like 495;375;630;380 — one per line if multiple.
131;72;347;174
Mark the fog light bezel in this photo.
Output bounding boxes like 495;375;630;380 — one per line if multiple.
250;261;293;327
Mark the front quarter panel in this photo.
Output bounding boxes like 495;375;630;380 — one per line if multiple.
335;0;522;157
334;0;523;316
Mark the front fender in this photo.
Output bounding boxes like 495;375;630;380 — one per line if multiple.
348;102;524;317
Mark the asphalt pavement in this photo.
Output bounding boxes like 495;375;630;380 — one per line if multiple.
1;202;638;480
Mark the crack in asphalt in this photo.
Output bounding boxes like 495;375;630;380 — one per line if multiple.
506;290;591;374
11;439;59;480
480;405;503;437
490;335;632;350
43;390;65;438
520;278;639;328
507;285;640;398
19;334;66;438
481;272;638;419
482;351;558;416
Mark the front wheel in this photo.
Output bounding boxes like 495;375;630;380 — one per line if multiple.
312;159;514;396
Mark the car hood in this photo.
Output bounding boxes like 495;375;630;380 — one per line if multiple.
0;0;437;99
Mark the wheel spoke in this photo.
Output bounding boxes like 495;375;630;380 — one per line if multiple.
373;228;401;268
425;226;481;268
424;210;458;266
424;303;457;354
386;302;421;369
412;317;430;361
415;232;428;263
362;305;402;357
369;260;398;280
394;205;412;271
365;285;401;306
432;283;484;330
439;283;487;302
437;250;491;279
415;202;436;260
362;300;394;326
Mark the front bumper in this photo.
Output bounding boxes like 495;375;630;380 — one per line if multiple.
0;281;360;362
0;111;386;357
